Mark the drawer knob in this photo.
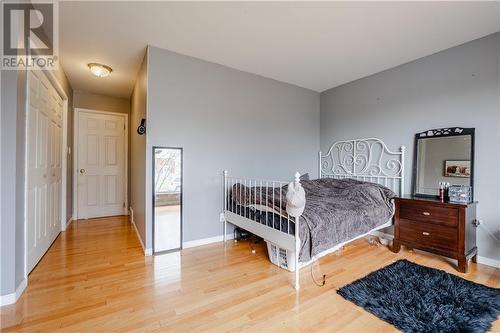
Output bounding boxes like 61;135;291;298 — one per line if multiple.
422;212;431;216
422;232;430;236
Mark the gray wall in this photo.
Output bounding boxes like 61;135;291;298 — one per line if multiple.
320;32;500;261
74;91;130;114
129;52;148;247
1;70;22;296
146;47;320;247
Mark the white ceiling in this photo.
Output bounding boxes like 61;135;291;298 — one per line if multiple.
59;1;500;98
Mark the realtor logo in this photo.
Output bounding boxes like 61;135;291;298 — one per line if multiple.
2;1;58;69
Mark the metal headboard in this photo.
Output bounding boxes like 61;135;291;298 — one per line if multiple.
319;138;405;196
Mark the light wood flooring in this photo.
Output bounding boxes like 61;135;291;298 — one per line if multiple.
1;216;499;332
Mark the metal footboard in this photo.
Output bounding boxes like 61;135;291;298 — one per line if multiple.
222;171;302;290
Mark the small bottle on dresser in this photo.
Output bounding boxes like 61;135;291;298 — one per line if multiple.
438;182;446;202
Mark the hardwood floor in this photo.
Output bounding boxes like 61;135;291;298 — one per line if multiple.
1;216;499;332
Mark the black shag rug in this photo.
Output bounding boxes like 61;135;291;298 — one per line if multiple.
337;260;500;333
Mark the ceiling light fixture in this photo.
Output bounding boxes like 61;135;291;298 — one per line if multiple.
88;63;113;77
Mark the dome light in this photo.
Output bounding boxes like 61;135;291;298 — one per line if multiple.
88;63;112;77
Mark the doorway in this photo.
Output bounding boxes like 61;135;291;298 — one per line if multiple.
153;147;182;253
74;109;128;219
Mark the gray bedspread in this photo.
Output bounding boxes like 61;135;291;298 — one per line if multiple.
231;178;395;262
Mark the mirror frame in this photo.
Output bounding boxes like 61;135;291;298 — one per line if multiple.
412;127;475;200
152;146;184;254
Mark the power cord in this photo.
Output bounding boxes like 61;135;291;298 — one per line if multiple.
476;220;500;245
248;235;261;254
310;262;326;287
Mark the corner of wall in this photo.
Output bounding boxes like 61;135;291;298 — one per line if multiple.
0;278;27;306
129;49;149;251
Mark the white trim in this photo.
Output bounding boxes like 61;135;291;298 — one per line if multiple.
61;97;69;231
66;217;74;229
183;233;235;249
476;256;500;269
73;108;129;220
129;207;152;256
371;230;394;240
0;279;27;306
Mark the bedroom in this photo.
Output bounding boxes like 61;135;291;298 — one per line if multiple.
1;1;499;332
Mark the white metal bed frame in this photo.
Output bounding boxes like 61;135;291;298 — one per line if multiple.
223;138;405;290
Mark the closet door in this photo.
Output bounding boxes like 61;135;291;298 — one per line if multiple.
26;70;63;273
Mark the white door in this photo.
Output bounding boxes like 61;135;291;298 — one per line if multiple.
27;70;63;273
77;111;126;219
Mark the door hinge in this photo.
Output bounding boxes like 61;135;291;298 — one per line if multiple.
123;202;125;208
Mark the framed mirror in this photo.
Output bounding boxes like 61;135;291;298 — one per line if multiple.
412;127;474;199
153;146;183;254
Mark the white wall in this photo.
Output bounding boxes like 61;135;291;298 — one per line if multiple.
320;32;500;262
145;46;320;247
73;91;130;114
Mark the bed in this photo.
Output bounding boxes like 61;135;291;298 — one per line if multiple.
222;138;405;290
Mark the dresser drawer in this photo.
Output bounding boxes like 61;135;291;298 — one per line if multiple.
399;202;458;227
399;219;457;252
393;198;477;273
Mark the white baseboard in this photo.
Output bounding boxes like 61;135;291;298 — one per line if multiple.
183;233;234;249
371;230;394;240
129;207;152;256
476;256;500;269
0;279;27;306
66;217;74;229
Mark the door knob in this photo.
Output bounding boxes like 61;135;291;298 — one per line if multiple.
80;169;86;174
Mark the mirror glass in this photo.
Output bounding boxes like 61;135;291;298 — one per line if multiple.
153;147;182;253
414;132;472;197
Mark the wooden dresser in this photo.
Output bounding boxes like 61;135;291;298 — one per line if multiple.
392;196;478;273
